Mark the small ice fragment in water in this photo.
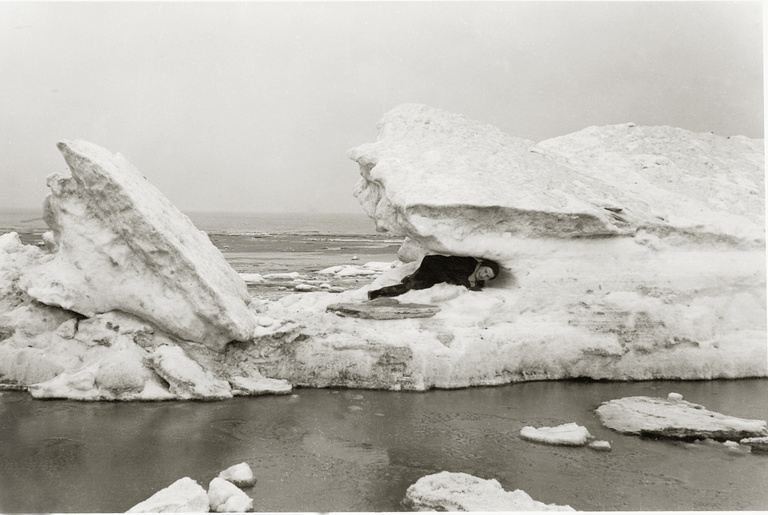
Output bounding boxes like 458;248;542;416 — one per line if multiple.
588;440;612;451
520;422;592;446
218;462;256;488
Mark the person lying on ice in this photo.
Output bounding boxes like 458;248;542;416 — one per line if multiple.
367;255;501;300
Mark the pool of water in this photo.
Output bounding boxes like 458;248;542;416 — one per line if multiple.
1;379;766;512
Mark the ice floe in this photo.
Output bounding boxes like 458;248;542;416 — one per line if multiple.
127;464;256;513
207;478;253;513
217;462;256;488
596;393;768;440
126;477;209;513
520;422;593;446
403;471;574;511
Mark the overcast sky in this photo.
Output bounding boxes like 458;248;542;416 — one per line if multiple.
0;1;763;214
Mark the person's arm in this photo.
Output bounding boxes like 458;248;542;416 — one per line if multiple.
468;280;485;291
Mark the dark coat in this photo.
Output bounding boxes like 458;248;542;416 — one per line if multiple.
368;254;499;300
402;255;482;290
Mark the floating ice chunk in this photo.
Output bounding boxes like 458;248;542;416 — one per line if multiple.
596;396;768;440
240;273;265;284
362;261;399;272
208;477;253;513
263;272;303;280
740;436;768;452
218;462;256;488
127;477;209;513
588;440;612;451
317;265;343;275
403;471;574;511
337;267;377;277
520;422;592;446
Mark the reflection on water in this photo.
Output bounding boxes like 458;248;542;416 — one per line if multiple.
1;380;767;513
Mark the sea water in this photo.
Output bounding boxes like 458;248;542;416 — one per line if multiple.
0;380;766;512
0;209;380;238
1;210;767;512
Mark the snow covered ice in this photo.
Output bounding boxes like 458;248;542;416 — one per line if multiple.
596;393;768;441
403;471;574;511
0;104;765;401
217;463;256;488
207;477;253;513
255;103;765;389
0;141;292;400
126;477;209;513
127;463;255;513
520;422;593;446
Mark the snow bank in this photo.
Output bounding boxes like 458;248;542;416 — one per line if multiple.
596;394;768;440
403;471;574;511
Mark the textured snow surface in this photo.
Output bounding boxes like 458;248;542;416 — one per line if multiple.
403;471;574;511
349;104;764;261
20;140;257;351
1;109;765;400
207;477;253;513
126;477;209;513
520;422;593;446
218;462;257;488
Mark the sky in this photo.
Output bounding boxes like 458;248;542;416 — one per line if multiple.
0;1;763;214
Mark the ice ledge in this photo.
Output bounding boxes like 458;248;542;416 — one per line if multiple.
349;104;764;263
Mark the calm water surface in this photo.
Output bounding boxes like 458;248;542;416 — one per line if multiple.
1;379;766;513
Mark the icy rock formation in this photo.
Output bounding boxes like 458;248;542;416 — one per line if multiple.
126;477;209;513
596;395;768;440
254;103;764;389
20;140;257;351
403;471;574;511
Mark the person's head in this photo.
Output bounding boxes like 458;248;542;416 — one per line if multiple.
476;259;500;281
